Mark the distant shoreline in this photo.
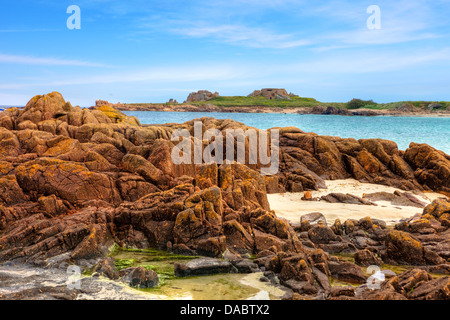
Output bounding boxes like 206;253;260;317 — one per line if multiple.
3;103;450;118
113;103;450;118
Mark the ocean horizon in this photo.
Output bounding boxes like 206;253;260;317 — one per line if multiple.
0;105;24;109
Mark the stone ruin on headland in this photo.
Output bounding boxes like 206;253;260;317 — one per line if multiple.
184;88;299;102
186;90;220;102
248;88;298;100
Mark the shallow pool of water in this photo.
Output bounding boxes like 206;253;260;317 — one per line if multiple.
112;248;287;300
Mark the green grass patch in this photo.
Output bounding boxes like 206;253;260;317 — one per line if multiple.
124;96;450;111
348;100;450;110
191;95;327;108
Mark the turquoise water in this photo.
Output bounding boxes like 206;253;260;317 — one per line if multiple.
124;111;450;154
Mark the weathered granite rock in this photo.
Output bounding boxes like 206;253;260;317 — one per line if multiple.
357;268;449;300
404;143;450;194
407;276;450;300
321;193;376;205
174;258;234;276
93;257;119;280
328;259;367;284
355;249;383;267
307;222;337;244
300;212;326;226
186;90;219;102
384;230;427;265
127;266;159;288
0;92;449;301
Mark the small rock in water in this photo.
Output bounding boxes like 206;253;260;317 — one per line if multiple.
128;267;159;288
174;258;234;277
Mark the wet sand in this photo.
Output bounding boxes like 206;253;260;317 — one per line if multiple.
268;179;446;226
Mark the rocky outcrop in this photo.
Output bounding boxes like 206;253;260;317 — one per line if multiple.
0;92;449;301
248;88;292;101
354;268;449;300
277;130;448;193
186;90;219;102
321;193;376;205
404;143;450;195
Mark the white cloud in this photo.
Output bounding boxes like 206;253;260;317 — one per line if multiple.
0;64;247;89
291;48;450;74
310;0;445;49
0;53;110;67
322;28;440;47
133;0;447;51
172;23;311;49
0;29;58;33
3;47;448;94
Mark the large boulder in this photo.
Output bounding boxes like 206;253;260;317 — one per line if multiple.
300;212;327;226
328;259;367;284
15;158;120;205
423;198;450;221
408;276;450;300
308;222;337;244
186;90;219;102
404;143;450;193
0;206;113;263
354;249;383;267
17;92;71;124
384;230;425;265
174;258;234;277
223;219;254;254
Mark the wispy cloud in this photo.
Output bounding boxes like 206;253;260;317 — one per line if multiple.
310;0;446;50
3;47;449;92
0;29;59;33
0;54;110;67
174;23;311;49
131;0;448;51
291;48;450;74
0;64;247;89
316;28;441;50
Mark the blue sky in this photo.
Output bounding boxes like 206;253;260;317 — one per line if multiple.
1;0;450;106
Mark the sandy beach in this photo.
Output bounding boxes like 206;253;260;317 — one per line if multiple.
268;179;447;226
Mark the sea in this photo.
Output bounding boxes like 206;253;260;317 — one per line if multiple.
123;111;450;154
1;106;448;154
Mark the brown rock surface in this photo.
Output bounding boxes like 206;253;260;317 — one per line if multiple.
0;92;449;301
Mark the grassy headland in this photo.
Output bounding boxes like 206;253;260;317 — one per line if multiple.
126;96;450;111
